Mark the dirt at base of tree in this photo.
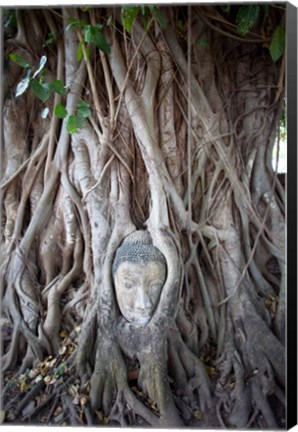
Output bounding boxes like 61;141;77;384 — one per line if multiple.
1;319;285;429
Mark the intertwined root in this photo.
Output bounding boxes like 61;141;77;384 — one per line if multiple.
77;310;215;427
215;301;285;429
167;325;212;411
88;338;167;427
2;5;285;428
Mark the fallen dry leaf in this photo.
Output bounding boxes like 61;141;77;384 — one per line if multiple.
43;375;52;384
29;369;40;379
54;406;63;417
206;366;217;377
194;409;203;420
80;395;89;406
72;396;80;405
59;345;67;355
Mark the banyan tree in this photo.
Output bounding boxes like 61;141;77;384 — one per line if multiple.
1;4;287;428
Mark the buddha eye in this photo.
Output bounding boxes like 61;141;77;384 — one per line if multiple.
124;282;133;289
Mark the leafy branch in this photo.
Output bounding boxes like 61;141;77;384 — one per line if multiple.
234;5;285;62
121;5;166;33
56;100;91;134
66;18;110;60
9;53;91;134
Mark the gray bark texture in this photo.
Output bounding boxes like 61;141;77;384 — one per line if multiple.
1;5;285;428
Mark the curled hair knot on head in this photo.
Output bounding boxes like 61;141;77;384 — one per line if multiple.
112;230;166;275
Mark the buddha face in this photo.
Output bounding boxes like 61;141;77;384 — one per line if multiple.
113;260;166;325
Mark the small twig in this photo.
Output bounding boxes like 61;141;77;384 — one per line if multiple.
76;29;105;132
200;10;270;44
43;9;64;181
82;154;115;202
113;14;155;126
90;12;115;130
1;131;50;190
45;393;60;424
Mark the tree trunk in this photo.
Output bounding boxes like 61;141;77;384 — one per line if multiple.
1;5;286;428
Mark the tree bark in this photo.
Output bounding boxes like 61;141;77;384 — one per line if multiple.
1;5;286;428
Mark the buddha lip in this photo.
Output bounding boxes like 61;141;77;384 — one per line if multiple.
131;312;151;319
133;314;150;318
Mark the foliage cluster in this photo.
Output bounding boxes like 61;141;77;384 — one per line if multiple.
6;4;285;135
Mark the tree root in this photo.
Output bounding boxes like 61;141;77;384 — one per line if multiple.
89;339;124;414
227;355;251;427
216;399;227;428
88;337;165;427
43;234;83;354
76;303;97;381
1;324;22;372
2;250;53;371
168;324;212;413
137;351;183;426
109;390;130;426
217;300;285;429
1;6;285;430
63;395;84;425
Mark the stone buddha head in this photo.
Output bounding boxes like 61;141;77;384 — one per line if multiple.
112;231;167;325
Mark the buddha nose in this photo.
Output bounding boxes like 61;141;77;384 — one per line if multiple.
137;288;151;310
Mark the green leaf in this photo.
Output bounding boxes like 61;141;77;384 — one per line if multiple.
9;53;30;69
177;20;184;31
43;31;57;48
106;15;112;27
30;79;52;102
54;103;68;119
94;32;110;54
195;38;209;49
95;23;103;31
33;55;47;78
84;24;104;44
236;5;260;35
269;25;285;62
84;25;94;43
41;107;50;119
77;100;91;118
140;5;146;15
66;18;87;31
50;80;67;97
5;12;17;29
77;40;84;61
261;4;270;18
54;363;66;378
155;9;167;30
122;6;140;33
81;6;91;12
66;19;79;31
66;114;83;134
15;76;30;97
